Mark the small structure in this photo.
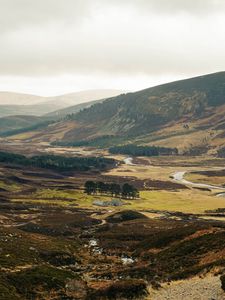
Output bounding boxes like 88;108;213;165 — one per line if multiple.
93;199;123;207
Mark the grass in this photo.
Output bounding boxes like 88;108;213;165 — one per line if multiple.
0;180;21;192
121;190;225;214
12;187;225;214
14;188;115;208
185;172;225;186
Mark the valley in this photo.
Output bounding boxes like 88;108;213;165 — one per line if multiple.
1;138;225;298
1;72;225;299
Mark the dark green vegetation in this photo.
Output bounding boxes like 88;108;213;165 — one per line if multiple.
0;151;115;172
84;181;139;199
109;144;178;156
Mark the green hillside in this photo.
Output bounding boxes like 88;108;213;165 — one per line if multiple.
0;115;43;134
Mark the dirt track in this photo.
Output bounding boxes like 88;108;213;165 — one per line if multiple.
149;275;225;300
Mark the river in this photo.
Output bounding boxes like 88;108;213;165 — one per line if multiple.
123;157;134;165
172;171;225;192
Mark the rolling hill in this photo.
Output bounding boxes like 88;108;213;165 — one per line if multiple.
0;115;42;133
7;72;225;154
0;89;123;117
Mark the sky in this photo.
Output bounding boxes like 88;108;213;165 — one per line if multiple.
0;0;225;96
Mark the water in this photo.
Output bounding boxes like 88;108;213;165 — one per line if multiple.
124;157;134;165
172;171;225;191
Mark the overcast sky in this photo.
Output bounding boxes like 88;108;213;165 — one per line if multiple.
0;0;225;96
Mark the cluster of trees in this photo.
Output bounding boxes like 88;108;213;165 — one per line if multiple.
0;151;115;172
84;181;139;199
109;144;178;156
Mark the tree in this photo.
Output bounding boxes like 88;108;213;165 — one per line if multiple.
96;181;105;194
122;183;132;199
122;183;139;199
84;181;97;195
110;183;121;197
84;180;139;199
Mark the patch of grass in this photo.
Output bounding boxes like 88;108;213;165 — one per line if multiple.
14;188;117;208
185;172;225;186
122;190;225;214
0;180;21;192
13;187;225;214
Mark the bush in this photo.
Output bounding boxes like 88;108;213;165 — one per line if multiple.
221;274;225;291
89;279;148;299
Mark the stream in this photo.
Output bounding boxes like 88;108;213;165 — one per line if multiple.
172;171;225;194
123;157;134;165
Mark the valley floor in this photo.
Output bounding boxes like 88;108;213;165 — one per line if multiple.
1;142;225;299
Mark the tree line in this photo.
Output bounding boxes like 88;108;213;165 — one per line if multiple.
109;144;178;156
84;181;139;199
0;151;115;172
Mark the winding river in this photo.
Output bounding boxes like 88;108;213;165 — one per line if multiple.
123;156;225;196
172;171;225;193
123;157;134;165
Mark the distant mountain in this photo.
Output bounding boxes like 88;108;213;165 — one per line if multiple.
0;89;123;117
7;72;225;153
0;92;44;105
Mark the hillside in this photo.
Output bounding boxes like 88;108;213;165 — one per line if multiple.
45;98;106;118
0;115;43;134
0;90;123;117
8;72;225;153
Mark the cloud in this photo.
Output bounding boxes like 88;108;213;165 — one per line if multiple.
118;0;225;14
1;0;224;35
0;0;224;83
0;0;92;33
